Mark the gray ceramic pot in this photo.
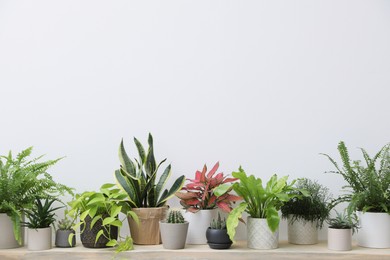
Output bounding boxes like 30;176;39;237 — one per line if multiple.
55;229;76;248
159;221;189;249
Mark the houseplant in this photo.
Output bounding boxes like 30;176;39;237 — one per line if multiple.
175;162;241;244
223;167;300;249
115;133;185;245
327;210;358;251
281;178;332;245
159;209;189;249
0;147;73;248
206;213;232;249
68;183;138;251
322;141;390;248
22;198;63;251
55;211;76;248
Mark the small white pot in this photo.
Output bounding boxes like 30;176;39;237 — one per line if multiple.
357;211;390;248
287;216;318;245
0;213;21;249
27;227;52;251
247;217;279;249
184;209;217;244
328;228;352;251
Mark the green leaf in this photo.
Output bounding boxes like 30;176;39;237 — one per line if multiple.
157;175;185;206
95;230;104;245
68;232;75;247
226;202;247;242
115;169;138;207
155;164;171;201
266;207;280;232
214;183;231;196
90;215;102;229
102;217;117;226
119;139;136;176
106;239;117;247
80;209;90;221
127;210;140;226
110;205;122;218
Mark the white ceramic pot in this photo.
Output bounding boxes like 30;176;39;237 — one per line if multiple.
0;213;22;249
357;211;390;248
184;209;217;244
27;227;52;251
328;228;352;251
287;216;318;245
247;217;279;249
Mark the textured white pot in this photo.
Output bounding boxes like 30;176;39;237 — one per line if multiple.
287;216;318;245
0;213;21;249
184;209;217;244
357;211;390;248
27;227;52;251
247;217;279;249
328;228;352;251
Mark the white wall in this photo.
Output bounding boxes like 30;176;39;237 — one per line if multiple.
0;0;389;240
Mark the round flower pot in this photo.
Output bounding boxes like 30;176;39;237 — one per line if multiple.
0;213;22;249
247;217;279;249
357;211;390;248
55;229;76;248
184;208;217;244
80;215;118;248
128;207;167;245
287;216;318;245
159;221;189;249
328;228;352;251
27;227;52;251
206;228;232;249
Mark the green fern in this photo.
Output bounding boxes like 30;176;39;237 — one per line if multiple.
322;141;390;215
0;147;73;244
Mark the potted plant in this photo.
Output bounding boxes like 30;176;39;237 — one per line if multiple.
68;183;138;251
322;141;390;248
206;213;232;249
159;209;189;249
115;133;185;245
223;167;300;249
281;178;332;245
0;147;73;249
55;212;76;248
175;162;241;244
22;198;63;251
327;210;358;251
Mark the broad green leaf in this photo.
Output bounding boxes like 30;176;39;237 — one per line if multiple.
106;239;117;247
103;217;117;226
80;209;90;221
109;220;122;227
95;230;104;245
127;210;140;225
214;183;231;197
226;202;247;242
90;215;102;229
266;207;280;232
110;205;122;218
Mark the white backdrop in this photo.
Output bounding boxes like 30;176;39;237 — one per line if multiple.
0;0;389;240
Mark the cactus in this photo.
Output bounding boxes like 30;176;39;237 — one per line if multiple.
210;213;226;229
166;210;185;224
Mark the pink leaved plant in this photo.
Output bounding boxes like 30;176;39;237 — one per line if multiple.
175;162;242;213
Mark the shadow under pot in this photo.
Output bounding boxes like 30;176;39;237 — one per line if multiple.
206;228;232;249
80;215;118;248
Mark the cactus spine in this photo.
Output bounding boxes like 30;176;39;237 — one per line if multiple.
167;210;185;224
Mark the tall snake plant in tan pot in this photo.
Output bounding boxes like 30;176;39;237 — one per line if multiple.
115;133;185;245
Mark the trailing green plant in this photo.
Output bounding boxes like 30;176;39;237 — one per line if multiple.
22;198;63;229
67;183;139;252
219;167;301;241
176;162;241;213
321;141;390;215
327;210;359;234
281;178;332;228
115;133;186;208
166;210;185;224
210;213;226;229
0;147;73;244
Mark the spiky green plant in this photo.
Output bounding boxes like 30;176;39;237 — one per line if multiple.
57;213;74;230
281;178;332;229
22;198;63;229
166;210;185;224
327;210;359;234
0;147;73;244
322;141;390;215
210;213;226;229
115;133;185;208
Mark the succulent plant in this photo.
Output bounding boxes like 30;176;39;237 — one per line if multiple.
327;210;359;234
166;210;185;224
210;213;226;229
57;215;74;230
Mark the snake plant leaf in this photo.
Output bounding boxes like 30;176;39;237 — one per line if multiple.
134;137;146;165
157;175;185;206
115;169;138;207
119;139;136;177
156;164;171;199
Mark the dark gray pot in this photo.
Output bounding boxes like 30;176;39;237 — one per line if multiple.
80;215;118;248
55;229;76;248
206;228;232;249
159;221;189;249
